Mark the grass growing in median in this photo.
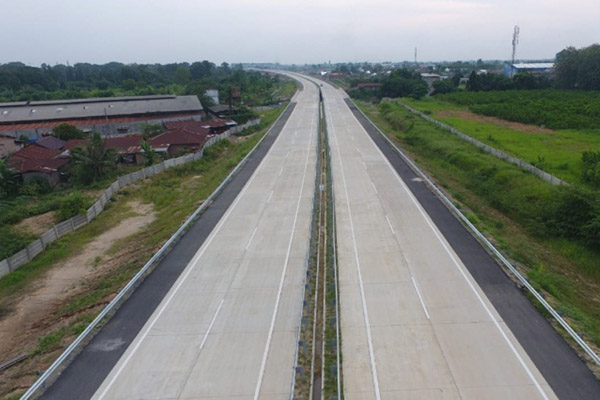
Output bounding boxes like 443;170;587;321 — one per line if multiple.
402;96;600;186
357;100;600;350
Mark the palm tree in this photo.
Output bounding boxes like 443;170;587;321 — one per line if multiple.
70;133;116;184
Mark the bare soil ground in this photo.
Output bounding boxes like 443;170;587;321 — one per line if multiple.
0;202;155;397
14;211;57;236
437;110;555;134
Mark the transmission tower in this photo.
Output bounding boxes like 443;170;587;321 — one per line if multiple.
511;25;520;76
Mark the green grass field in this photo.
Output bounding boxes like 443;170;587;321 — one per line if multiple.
357;100;600;353
402;96;600;186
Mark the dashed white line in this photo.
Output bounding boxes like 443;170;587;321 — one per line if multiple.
348;105;551;400
253;109;316;400
370;181;378;194
246;226;259;250
385;215;395;235
279;166;284;176
266;190;274;203
411;276;430;320
199;299;224;350
327;102;382;400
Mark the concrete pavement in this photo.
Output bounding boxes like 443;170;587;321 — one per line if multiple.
322;81;558;400
89;77;319;400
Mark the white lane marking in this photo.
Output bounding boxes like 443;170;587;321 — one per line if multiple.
370;181;378;194
199;299;224;350
95;84;298;400
385;215;395;235
285;150;290;159
246;226;259;250
279;166;284;176
253;103;316;400
347;103;551;400
362;160;367;169
326;102;382;400
266;190;274;203
411;276;430;320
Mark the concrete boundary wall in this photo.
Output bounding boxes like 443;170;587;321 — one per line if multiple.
0;118;260;279
395;100;568;186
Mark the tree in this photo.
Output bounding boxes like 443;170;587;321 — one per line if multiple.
174;66;191;85
140;141;157;166
140;123;163;139
432;79;457;95
53;123;86;140
0;159;20;198
69;133;116;184
555;44;600;90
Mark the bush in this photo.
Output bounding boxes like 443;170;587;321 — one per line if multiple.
19;177;52;196
582;151;600;187
56;192;89;221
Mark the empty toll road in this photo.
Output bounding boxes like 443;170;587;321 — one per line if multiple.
321;81;558;400
90;77;319;400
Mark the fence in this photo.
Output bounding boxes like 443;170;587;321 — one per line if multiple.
0;119;260;279
395;100;568;186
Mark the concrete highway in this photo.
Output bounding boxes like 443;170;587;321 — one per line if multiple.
321;81;559;400
89;77;318;400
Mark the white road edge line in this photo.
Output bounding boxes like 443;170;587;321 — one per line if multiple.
327;100;382;400
246;226;259;250
95;94;296;400
347;99;551;400
253;107;316;400
385;215;395;235
411;276;430;320
199;299;225;350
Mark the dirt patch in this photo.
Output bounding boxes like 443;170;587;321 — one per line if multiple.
437;109;555;134
14;211;57;236
0;201;156;366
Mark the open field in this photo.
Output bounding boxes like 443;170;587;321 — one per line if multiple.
402;95;600;186
356;100;600;365
0;106;285;400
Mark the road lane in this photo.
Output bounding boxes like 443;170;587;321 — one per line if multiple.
322;81;558;400
91;77;318;400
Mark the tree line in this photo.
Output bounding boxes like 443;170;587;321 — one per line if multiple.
0;61;286;107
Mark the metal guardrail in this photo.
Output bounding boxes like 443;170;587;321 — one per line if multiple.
351;99;600;367
20;103;293;400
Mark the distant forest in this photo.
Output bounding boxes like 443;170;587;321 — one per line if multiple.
0;61;285;106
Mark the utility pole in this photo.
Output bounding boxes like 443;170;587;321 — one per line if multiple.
511;25;520;76
414;47;418;67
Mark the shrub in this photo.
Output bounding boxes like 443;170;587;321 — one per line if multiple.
56;192;89;221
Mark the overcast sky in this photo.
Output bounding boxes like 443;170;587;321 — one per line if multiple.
1;0;598;66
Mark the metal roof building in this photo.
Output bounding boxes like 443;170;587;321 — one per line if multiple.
0;95;203;124
0;95;204;138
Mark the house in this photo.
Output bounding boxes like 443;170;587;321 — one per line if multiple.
164;119;236;136
149;128;210;158
0;134;17;159
0;95;204;139
354;82;382;90
65;135;146;165
206;105;240;118
6;145;68;185
34;135;66;150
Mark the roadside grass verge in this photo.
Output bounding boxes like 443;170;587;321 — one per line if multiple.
402;97;600;186
356;101;600;353
0;106;286;400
